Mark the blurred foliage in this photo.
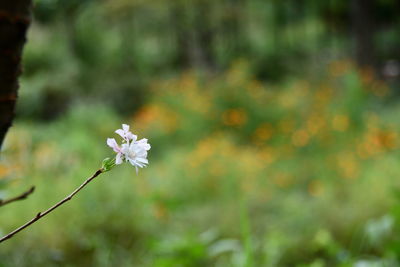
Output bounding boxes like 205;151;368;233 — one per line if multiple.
2;62;400;265
2;0;400;265
17;0;400;121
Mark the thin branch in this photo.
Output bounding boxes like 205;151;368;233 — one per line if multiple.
0;169;104;243
0;186;35;207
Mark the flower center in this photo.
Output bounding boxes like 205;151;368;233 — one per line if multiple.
128;150;136;159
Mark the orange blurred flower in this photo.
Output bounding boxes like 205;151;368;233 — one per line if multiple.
0;164;11;179
253;123;273;142
337;153;360;179
306;113;326;136
292;129;310;147
273;173;293;188
222;108;248;126
328;60;353;77
134;104;179;133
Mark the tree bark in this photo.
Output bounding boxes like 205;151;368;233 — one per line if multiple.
0;0;32;149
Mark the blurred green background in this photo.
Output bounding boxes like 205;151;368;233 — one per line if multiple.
1;0;400;266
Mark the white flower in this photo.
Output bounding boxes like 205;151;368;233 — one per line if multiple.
121;138;151;173
106;138;124;164
106;124;151;173
115;124;136;142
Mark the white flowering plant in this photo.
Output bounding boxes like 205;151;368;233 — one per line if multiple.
0;123;150;243
103;124;151;173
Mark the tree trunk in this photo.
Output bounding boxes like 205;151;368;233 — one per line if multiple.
0;0;32;149
171;2;192;69
192;0;216;71
351;0;375;68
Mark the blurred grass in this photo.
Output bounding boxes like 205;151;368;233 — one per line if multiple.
1;62;400;266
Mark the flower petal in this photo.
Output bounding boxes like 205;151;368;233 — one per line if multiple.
128;158;137;167
115;129;125;139
122;124;130;132
143;143;151;150
136;158;148;164
107;138;120;153
127;133;137;141
115;153;123;164
136;139;151;150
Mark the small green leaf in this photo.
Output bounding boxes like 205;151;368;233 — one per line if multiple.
101;157;116;172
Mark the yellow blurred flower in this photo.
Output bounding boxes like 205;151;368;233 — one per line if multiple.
378;131;398;149
292;129;310;147
332;114;349;132
209;163;225;177
253;123;273;143
247;80;267;101
337;153;360;179
134;104;179;133
222;108;248;127
308;180;324;197
314;86;333;105
273;173;292;188
257;148;275;165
